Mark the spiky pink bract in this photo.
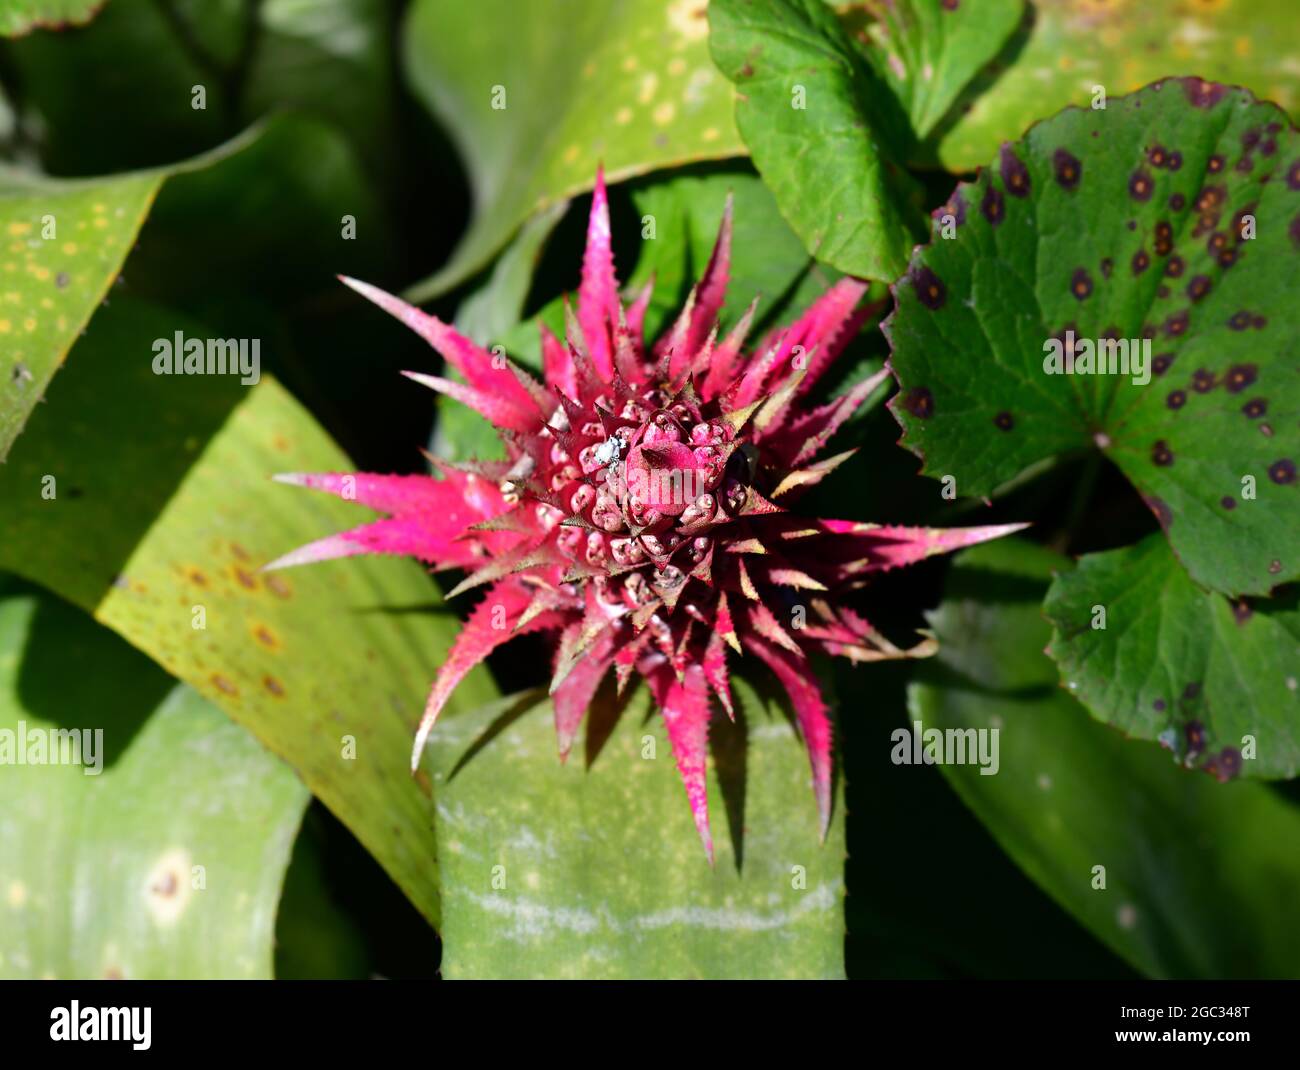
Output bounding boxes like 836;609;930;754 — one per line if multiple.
270;169;1025;862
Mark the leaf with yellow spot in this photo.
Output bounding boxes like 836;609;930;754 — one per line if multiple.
929;0;1300;169
401;0;744;302
0;296;497;928
0;128;261;460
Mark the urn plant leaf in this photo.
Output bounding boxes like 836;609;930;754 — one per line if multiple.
1044;533;1300;781
887;80;1299;597
709;0;925;281
0;296;496;928
429;680;846;979
0;126;274;462
3;0;231;173
6;0;395;186
0;582;309;980
453;199;570;347
0;166;159;460
931;0;1300;171
401;0;744;303
913;539;1300;979
0;0;105;37
624;165;856;338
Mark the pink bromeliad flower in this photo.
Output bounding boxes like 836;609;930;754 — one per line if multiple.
268;171;1023;861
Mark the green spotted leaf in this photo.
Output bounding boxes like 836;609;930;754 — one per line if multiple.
913;538;1300;978
0;296;497;928
1044;534;1300;780
0;128;273;461
0;0;104;37
887;80;1299;597
932;0;1300;170
402;0;744;302
430;682;846;979
0;168;159;459
0;582;309;980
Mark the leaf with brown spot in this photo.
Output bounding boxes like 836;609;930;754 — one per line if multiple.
1044;535;1300;781
0;581;308;979
889;81;1299;597
0;297;496;928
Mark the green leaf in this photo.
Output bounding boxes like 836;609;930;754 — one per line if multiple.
849;0;1025;144
244;0;400;184
625;165;846;337
4;0;232;172
401;0;744;302
0;168;158;459
710;0;1019;276
430;682;846;979
932;0;1300;170
887;80;1299;597
913;538;1300;978
0;296;497;928
1044;533;1300;780
0;0;104;37
709;0;925;281
452;199;570;347
0;127;272;461
0;582;309;979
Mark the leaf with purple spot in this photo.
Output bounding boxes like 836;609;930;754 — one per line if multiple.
888;79;1299;597
1044;534;1300;782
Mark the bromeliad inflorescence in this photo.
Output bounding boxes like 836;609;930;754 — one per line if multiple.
268;170;1023;860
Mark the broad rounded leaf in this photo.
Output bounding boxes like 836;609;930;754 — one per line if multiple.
0;297;497;927
850;0;1025;144
0;584;309;980
430;682;845;979
1044;534;1300;781
402;0;743;302
888;80;1299;597
710;0;924;280
913;539;1300;978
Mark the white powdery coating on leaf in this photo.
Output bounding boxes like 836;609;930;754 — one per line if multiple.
455;879;842;942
